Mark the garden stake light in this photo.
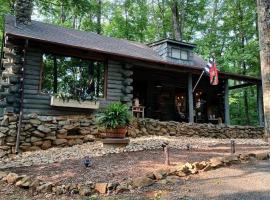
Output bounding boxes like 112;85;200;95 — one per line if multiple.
162;142;170;165
231;140;235;154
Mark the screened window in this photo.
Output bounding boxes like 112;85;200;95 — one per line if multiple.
171;48;181;59
41;54;106;99
181;50;188;60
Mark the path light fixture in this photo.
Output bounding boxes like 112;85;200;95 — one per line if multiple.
162;142;170;165
83;156;92;168
230;140;235;154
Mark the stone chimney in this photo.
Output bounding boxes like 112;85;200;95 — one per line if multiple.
15;0;33;25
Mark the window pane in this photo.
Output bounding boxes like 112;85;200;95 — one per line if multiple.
41;54;105;99
171;48;180;59
181;50;188;60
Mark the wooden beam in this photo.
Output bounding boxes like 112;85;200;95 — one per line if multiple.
224;79;230;125
229;83;254;90
257;84;264;127
53;55;57;94
188;73;194;123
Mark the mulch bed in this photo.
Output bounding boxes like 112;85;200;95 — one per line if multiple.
4;144;268;185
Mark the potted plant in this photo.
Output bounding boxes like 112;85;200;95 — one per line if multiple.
96;102;132;138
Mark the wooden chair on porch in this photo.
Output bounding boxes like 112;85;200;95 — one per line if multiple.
132;97;145;118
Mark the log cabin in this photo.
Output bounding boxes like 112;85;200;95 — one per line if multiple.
0;15;263;126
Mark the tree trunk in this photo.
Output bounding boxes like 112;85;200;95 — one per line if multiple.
96;0;102;34
170;0;181;41
257;0;270;138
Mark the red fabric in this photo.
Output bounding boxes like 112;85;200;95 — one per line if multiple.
209;62;219;85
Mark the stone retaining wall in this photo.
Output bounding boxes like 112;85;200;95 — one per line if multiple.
127;118;264;139
0;114;98;158
0;115;264;158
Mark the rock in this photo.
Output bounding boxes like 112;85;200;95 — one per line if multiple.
79;186;92;196
95;182;108;194
8;115;17;122
0;171;8;180
83;135;95;142
41;140;52;150
222;155;240;164
4;173;20;184
53;139;67;146
37;125;51;134
15;176;31;188
202;164;212;172
1;115;9;126
116;182;130;193
36;183;53;193
255;152;269;160
32;130;45;138
30;119;41;125
0;133;5;138
29;179;42;189
193;162;206;171
31;136;42;143
24;124;33;131
165;175;181;184
209;157;224;168
153;171;163;180
131;176;155;188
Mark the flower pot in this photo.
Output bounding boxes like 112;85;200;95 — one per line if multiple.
104;128;127;138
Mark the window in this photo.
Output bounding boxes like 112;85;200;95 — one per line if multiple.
181;50;188;60
171;48;181;59
41;54;106;99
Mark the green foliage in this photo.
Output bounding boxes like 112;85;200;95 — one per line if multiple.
96;102;132;129
0;0;261;125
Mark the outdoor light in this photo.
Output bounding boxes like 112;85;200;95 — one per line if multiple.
83;156;92;168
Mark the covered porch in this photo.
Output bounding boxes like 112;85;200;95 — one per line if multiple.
132;66;263;126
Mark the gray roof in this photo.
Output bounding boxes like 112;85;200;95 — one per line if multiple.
5;15;163;62
4;15;261;82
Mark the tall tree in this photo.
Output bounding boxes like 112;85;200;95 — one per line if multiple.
170;0;182;40
257;0;270;138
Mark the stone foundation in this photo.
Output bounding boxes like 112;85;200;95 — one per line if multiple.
127;118;264;139
0;115;264;158
0;114;98;158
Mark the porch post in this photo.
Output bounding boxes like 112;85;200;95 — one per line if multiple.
224;79;230;125
257;83;264;127
188;73;194;123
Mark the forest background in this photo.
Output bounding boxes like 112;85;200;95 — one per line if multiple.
0;0;261;126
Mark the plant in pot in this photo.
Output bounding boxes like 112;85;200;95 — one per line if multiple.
96;102;132;138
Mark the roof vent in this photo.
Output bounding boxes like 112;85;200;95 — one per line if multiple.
15;0;33;25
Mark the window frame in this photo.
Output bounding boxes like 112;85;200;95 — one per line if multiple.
39;52;108;100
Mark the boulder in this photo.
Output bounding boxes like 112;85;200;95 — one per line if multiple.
131;176;155;188
95;182;108;194
222;155;240;164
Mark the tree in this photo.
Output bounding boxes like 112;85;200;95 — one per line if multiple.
257;0;270;138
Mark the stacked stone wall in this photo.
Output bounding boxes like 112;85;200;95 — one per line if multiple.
0;115;264;158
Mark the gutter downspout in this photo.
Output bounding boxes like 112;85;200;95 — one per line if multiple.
15;39;28;154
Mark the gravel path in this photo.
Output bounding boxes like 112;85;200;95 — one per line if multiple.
0;136;268;169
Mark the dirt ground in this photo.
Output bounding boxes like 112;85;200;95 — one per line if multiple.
0;144;269;200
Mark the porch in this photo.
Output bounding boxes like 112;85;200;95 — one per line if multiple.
132;67;263;126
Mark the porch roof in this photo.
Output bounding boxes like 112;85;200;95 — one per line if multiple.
4;15;261;84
